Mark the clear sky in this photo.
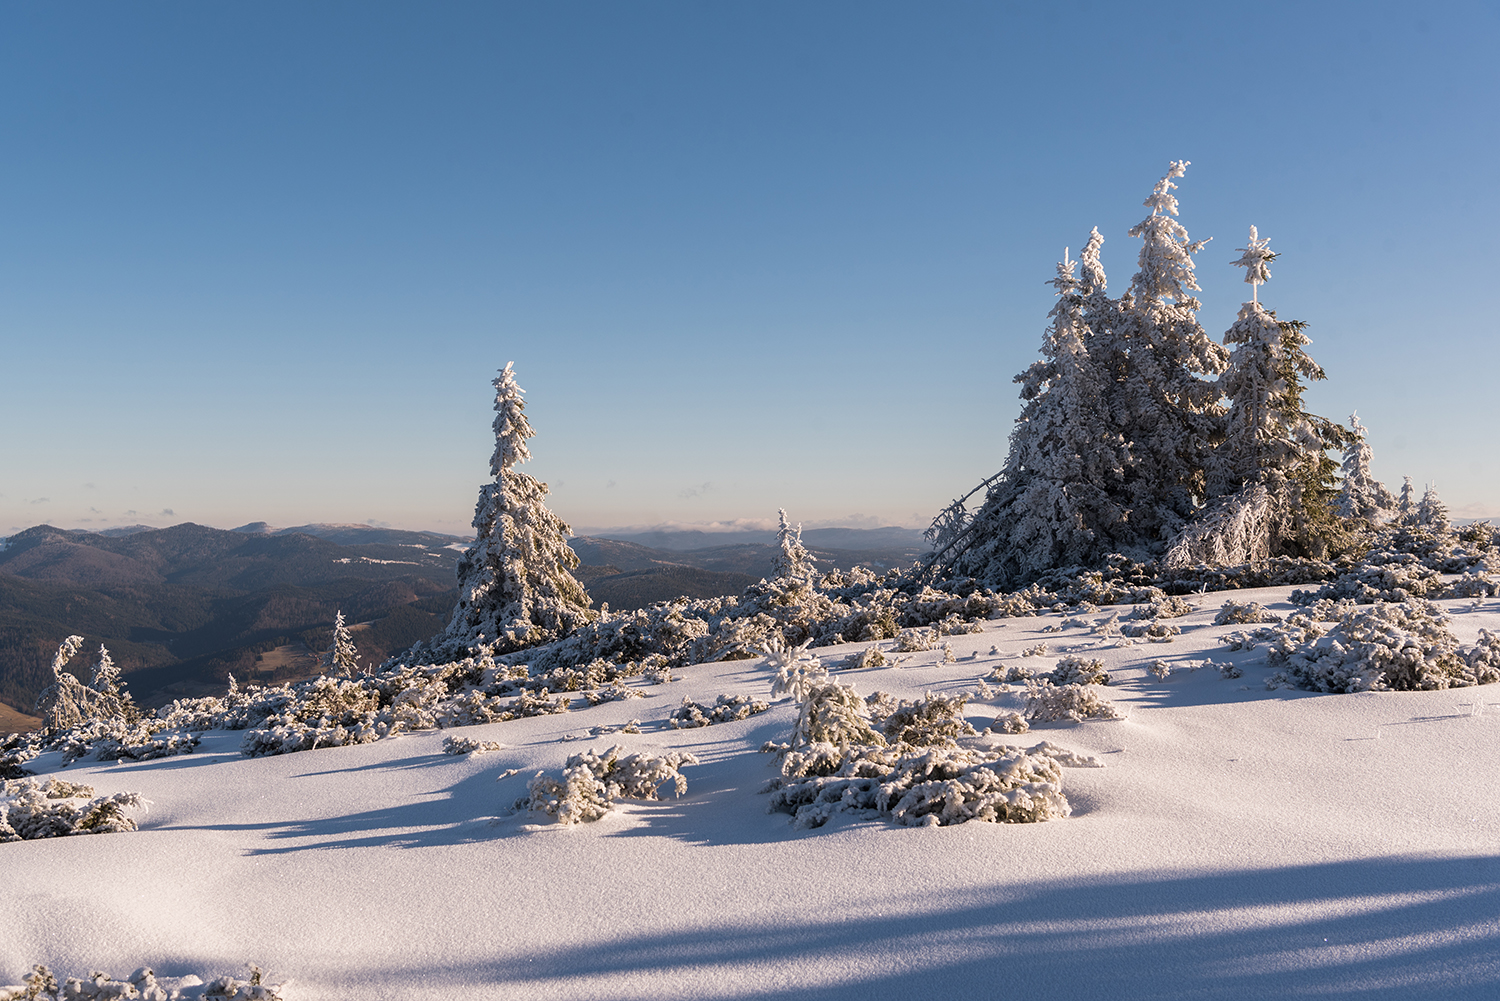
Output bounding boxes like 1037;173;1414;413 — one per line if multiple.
3;1;1497;539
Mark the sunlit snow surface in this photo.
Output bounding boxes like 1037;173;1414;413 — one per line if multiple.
5;586;1500;999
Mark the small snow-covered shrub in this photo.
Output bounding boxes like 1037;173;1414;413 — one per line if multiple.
1269;599;1483;693
0;734;38;779
1442;571;1499;600
668;693;771;729
793;682;885;750
1023;681;1124;723
52;718;201;767
991;663;1035;683
892;628;938;653
443;736;505;755
522;745;699;825
582;684;644;706
765;740;1100;829
1120;621;1180;642
1130;596;1195;619
839;645;888;670
0;778;146;843
868;691;976;747
1049;656;1110;686
989;711;1029;734
765;638;827;701
0;963;286;1000
1021;642;1048;657
1214;600;1282;625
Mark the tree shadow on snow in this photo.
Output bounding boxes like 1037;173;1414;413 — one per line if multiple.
372;853;1500;1000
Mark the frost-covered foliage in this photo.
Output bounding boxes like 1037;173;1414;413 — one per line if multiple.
0;778;146;843
1049;656;1111;686
1023;682;1124;723
668;693;770;729
765;740;1100;829
938;236;1133;584
35;637;139;731
1214;600;1282;625
1337;413;1398;524
839;645;888;670
323;610;360;678
866;691;977;747
1;734;39;779
1120;620;1180;642
443;736;505;755
791;682;886;748
432;363;595;658
771;509;815;582
989;711;1029;734
1268;599;1498;693
521;745;699;825
0;964;285;1000
1130;595;1195;619
931;163;1233;586
765;638;827;702
1181;227;1351;565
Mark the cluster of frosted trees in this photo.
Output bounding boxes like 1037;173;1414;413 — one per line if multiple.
928;162;1416;588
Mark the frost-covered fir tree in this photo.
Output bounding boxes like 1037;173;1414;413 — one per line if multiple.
946;235;1134;584
771;509;814;581
1110;161;1229;547
87;644;139;722
1397;476;1418;524
1417;482;1450;532
1168;226;1352;565
441;363;595;655
323;611;360;678
1336;413;1397;523
34;637;138;730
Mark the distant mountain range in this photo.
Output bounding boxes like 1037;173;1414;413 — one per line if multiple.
0;521;926;728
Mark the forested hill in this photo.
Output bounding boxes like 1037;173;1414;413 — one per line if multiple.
0;522;925;726
0;523;467;721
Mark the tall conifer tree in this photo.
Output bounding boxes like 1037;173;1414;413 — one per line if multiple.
443;363;595;654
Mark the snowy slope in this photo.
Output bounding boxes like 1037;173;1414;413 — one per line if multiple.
6;586;1500;999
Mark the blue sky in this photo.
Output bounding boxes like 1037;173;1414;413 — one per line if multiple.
3;1;1497;538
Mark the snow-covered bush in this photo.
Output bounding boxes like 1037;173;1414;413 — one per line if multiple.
1023;681;1123;723
0;963;285;1000
766;740;1100;829
1269;599;1492;693
1049;655;1111;686
0;778;146;842
668;693;770;729
791;682;885;750
443;736;505;755
521;745;699;825
0;734;38;779
1120;620;1180;642
867;691;977;747
34;637;140;732
989;711;1029;734
1214;600;1281;625
1130;596;1195;619
765;638;827;701
892;627;938;653
839;645;888;670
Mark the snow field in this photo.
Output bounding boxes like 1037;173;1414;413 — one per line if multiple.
5;586;1500;999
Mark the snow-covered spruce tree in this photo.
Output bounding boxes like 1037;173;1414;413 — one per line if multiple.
34;638;138;730
441;363;595;655
1109;161;1229;549
1417;482;1451;533
1167;226;1353;565
1336;413;1398;524
771;509;814;581
946;234;1134;585
1397;476;1418;524
323;611;360;678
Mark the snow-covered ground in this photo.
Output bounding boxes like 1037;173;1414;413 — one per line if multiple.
6;586;1500;999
